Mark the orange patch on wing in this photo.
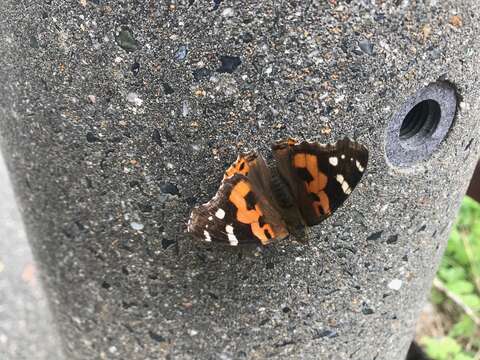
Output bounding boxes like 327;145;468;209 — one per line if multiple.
317;191;331;216
305;154;317;181
252;223;275;243
233;180;250;197
293;153;307;168
294;153;328;196
315;170;328;193
224;156;250;179
294;152;330;217
228;180;275;244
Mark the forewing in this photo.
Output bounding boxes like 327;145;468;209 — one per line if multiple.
188;152;289;246
273;137;368;226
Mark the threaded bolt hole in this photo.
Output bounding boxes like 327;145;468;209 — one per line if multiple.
385;81;458;167
399;99;441;144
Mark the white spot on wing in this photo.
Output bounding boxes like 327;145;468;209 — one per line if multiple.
208;216;213;221
329;157;338;166
356;160;365;172
225;225;238;246
203;230;212;242
215;208;225;219
336;174;351;194
228;234;238;246
341;154;345;159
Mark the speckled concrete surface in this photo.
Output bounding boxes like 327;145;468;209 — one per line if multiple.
0;154;63;360
0;1;479;359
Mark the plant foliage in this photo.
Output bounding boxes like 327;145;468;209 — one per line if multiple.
422;197;480;360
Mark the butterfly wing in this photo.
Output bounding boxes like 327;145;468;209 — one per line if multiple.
272;137;368;226
188;152;289;246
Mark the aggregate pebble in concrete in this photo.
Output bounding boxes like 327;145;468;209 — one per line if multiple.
1;1;480;359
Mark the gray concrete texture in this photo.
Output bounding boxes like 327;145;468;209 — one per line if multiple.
0;0;479;359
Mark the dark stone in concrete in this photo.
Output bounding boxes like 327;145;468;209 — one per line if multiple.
174;45;188;62
192;67;213;81
387;235;399;244
116;28;139;52
367;231;384;241
131;61;140;76
1;1;480;359
358;39;374;55
160;182;179;195
314;329;338;339
161;238;176;250
217;55;242;74
162;82;175;95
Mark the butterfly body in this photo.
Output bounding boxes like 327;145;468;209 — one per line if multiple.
187;137;368;246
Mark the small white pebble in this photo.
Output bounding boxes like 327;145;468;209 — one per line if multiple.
388;279;403;291
221;7;235;17
182;101;190;117
127;92;143;106
188;329;198;336
319;92;329;100
87;95;96;104
130;222;144;231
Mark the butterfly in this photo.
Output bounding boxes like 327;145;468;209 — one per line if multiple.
187;137;368;246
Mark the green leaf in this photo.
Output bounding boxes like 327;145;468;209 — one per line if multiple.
447;280;475;295
423;336;462;360
460;294;480;311
428;197;480;360
439;267;467;284
446;229;469;266
454;353;474;360
449;315;475;338
465;234;480;274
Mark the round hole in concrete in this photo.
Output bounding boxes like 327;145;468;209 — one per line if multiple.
385;81;458;167
399;100;441;142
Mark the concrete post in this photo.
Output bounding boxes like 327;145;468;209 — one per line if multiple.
1;1;479;359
